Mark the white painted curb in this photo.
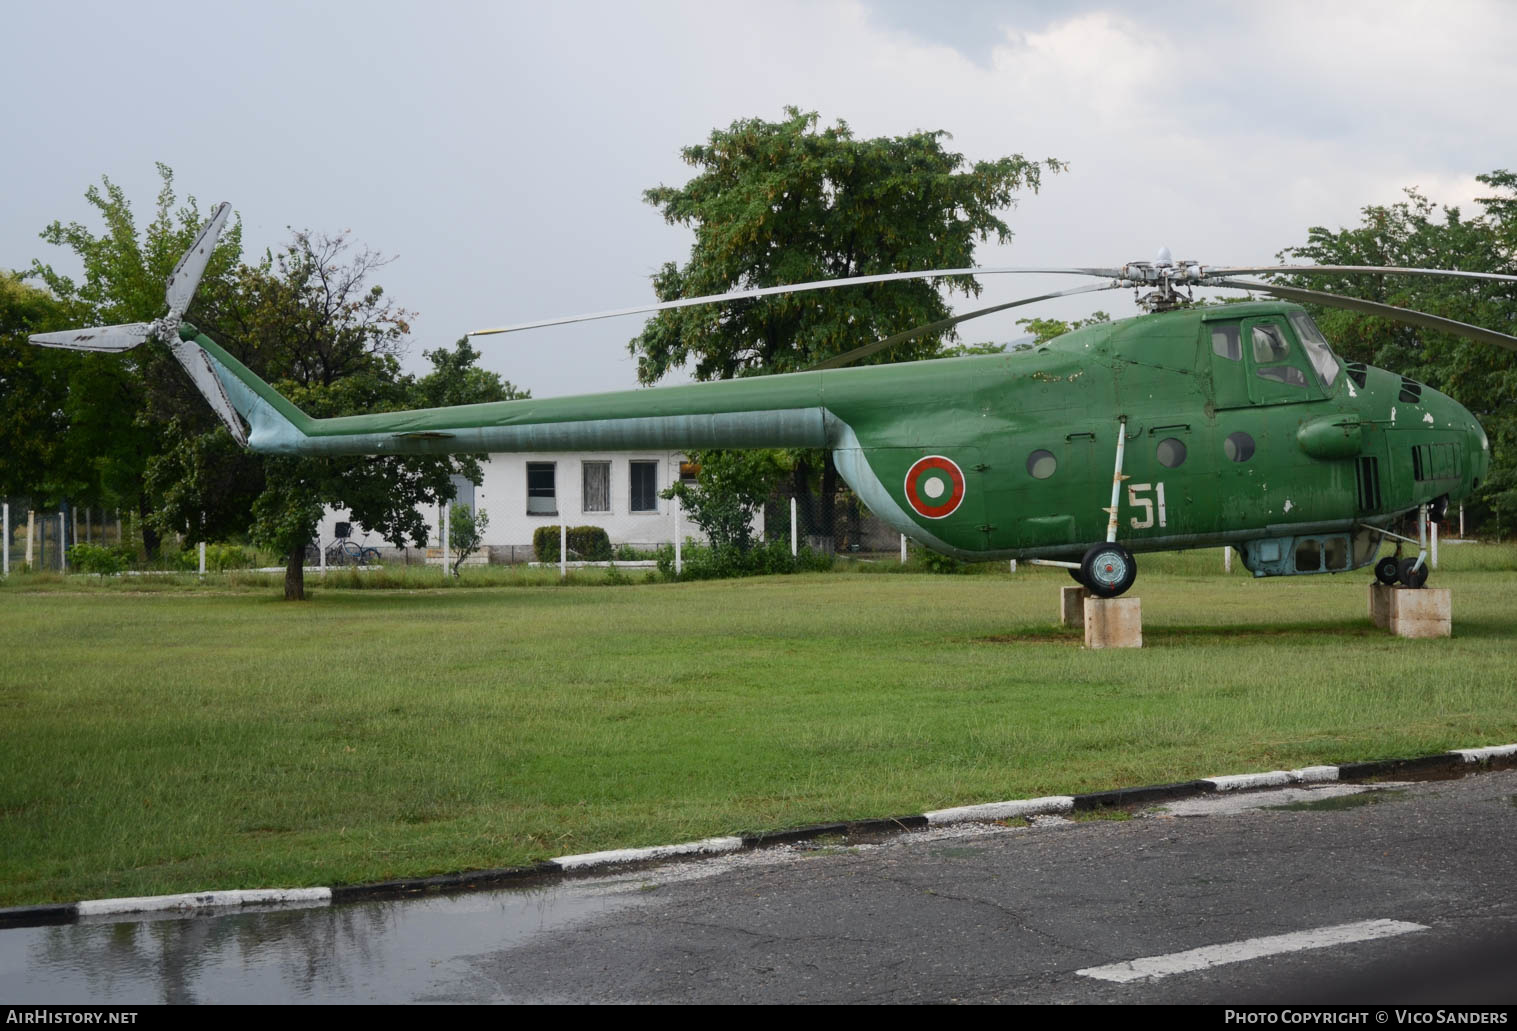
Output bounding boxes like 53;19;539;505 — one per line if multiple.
1455;744;1517;763
554;836;744;871
924;795;1073;826
75;887;332;917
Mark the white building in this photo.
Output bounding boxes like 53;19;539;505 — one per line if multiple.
318;450;746;560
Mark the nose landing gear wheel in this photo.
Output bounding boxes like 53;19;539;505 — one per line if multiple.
1374;556;1401;586
1397;557;1429;589
1080;543;1137;598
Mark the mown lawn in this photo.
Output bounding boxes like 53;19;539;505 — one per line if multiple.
1;547;1514;906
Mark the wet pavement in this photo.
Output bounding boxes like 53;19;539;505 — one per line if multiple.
5;769;1515;1004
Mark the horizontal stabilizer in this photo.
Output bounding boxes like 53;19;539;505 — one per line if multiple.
28;323;152;352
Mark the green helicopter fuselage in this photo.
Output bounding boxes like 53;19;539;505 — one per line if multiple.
191;298;1488;571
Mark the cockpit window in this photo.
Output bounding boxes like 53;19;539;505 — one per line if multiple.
1211;324;1241;361
1257;365;1308;387
1288;312;1343;390
1251;325;1291;363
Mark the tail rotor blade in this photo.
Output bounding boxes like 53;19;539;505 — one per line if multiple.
28;323;153;352
165;201;232;315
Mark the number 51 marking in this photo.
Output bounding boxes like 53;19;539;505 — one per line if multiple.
1128;482;1167;529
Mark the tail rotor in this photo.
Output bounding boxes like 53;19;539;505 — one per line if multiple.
26;201;248;445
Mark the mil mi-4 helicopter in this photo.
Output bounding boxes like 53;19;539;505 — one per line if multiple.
29;203;1517;597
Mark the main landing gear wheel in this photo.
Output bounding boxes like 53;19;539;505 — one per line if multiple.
1374;556;1401;586
1080;543;1137;598
1068;567;1088;588
1398;557;1429;589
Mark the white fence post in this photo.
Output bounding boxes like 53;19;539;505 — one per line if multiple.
26;511;35;569
1224;546;1232;573
674;502;682;576
319;531;326;577
1431;521;1439;569
790;497;798;557
59;512;67;572
198;540;206;576
443;504;452;577
3;502;9;576
900;534;907;564
559;520;567;579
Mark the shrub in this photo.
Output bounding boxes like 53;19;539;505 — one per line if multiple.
656;539;832;581
66;543;134;576
533;525;612;562
172;543;253;572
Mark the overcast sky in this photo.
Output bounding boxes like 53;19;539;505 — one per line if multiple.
3;0;1512;397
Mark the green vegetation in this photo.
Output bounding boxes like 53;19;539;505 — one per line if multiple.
2;546;1515;907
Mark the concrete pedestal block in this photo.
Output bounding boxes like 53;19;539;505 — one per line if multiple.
1369;583;1395;629
1060;585;1091;628
1084;596;1142;649
1389;587;1451;639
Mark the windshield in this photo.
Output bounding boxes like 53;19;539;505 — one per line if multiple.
1288;312;1343;390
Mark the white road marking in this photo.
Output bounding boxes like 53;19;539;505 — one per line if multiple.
1076;919;1428;983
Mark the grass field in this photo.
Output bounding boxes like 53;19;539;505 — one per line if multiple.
2;546;1515;907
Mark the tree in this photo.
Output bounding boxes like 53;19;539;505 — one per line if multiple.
157;232;519;600
21;166;242;556
631;107;1062;547
0;272;69;503
14;168;526;597
1012;311;1111;347
447;502;488;576
1277;175;1517;533
661;449;790;555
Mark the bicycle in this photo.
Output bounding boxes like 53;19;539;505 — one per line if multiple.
324;522;383;566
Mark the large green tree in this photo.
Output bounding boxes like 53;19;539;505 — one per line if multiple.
1278;173;1517;533
21;167;242;556
11;167;523;596
149;233;525;600
631;107;1061;547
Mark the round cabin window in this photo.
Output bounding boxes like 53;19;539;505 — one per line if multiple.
1224;431;1256;463
1027;450;1057;479
1156;438;1187;468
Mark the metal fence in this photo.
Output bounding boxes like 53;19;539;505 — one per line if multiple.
1;499;127;573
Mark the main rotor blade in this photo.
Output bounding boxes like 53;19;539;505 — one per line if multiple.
807;281;1125;372
28;323;152;352
470;266;1121;337
165;201;232;315
1212;279;1517;352
1208;263;1517;285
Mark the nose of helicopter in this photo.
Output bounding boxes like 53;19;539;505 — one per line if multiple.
1425;387;1491;501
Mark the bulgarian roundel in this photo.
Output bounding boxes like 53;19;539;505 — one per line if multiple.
903;455;966;519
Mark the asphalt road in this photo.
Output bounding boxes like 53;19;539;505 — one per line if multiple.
4;769;1514;1004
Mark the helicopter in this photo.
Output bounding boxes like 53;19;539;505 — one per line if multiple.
28;204;1517;598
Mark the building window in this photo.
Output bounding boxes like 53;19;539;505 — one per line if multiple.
526;462;556;514
630;461;658;513
583;461;610;513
